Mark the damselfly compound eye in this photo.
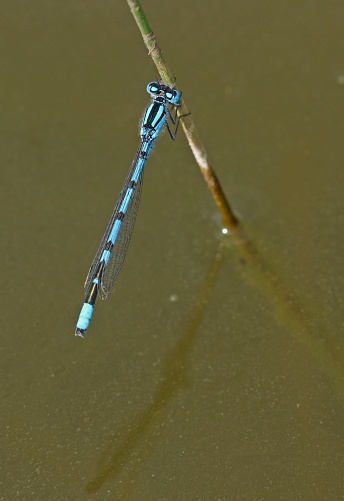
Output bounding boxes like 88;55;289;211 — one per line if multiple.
169;89;180;104
146;82;160;95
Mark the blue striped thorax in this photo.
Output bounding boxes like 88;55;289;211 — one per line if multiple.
141;82;180;140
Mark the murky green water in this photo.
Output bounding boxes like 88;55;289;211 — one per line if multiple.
1;1;344;499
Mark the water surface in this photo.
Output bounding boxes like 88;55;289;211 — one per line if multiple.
1;1;344;499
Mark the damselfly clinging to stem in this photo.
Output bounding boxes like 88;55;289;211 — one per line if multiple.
75;81;184;337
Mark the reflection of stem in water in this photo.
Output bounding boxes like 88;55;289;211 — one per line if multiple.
231;223;344;394
85;239;228;496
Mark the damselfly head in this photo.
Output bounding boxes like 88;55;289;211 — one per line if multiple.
146;81;180;105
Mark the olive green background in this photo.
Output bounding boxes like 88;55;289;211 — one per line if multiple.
1;1;343;499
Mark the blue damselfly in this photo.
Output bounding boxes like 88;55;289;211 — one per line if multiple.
75;81;182;337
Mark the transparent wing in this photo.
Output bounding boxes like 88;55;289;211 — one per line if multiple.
84;144;144;293
100;171;143;299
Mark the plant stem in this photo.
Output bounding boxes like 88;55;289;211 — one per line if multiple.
127;0;238;231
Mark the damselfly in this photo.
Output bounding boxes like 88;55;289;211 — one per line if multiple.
75;81;182;337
